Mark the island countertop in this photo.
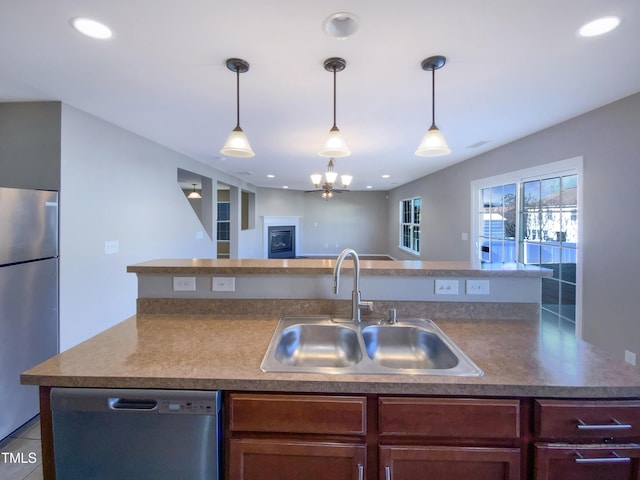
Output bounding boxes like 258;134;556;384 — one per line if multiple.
21;314;640;398
127;258;552;278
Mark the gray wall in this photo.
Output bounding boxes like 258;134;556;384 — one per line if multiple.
256;187;389;256
388;92;640;362
0;102;61;190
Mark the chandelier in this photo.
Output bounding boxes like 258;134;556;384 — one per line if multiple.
309;159;352;199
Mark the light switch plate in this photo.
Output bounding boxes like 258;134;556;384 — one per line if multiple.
104;240;119;255
435;279;459;295
212;277;235;292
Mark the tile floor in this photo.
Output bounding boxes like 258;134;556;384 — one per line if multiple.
0;417;43;480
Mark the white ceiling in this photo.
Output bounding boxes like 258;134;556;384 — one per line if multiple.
1;1;639;191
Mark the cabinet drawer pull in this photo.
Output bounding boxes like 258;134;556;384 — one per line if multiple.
576;418;632;430
575;451;631;464
357;464;363;480
385;465;391;480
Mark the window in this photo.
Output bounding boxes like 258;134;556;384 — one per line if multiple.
478;183;517;263
399;197;421;255
217;201;230;241
471;158;582;337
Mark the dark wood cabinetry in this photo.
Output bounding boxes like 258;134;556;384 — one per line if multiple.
227;393;640;480
227;393;368;480
380;445;520;480
379;397;523;480
533;399;640;480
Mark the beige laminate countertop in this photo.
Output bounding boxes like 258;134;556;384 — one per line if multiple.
127;258;552;278
21;314;640;398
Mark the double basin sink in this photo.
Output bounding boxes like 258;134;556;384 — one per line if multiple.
260;316;483;376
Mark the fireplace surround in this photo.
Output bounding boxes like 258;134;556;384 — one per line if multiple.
262;216;300;259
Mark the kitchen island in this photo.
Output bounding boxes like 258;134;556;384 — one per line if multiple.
20;258;640;479
21;314;640;480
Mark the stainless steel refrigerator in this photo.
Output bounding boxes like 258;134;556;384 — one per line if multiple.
0;187;59;440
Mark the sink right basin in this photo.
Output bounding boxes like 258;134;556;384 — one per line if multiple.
361;325;459;370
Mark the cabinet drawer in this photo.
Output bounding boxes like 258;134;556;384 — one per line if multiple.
534;443;640;480
229;393;366;435
535;399;640;441
379;397;521;440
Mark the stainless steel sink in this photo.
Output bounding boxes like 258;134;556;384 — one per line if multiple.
274;324;362;368
261;316;483;376
361;325;459;370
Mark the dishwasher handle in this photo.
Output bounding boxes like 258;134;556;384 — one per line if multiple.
109;398;158;411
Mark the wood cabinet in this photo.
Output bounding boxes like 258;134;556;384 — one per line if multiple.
380;445;520;480
533;399;640;480
378;397;523;480
227;393;368;480
226;393;640;480
229;438;366;480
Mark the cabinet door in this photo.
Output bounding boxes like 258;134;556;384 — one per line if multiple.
229;438;366;480
380;445;520;480
535;444;640;480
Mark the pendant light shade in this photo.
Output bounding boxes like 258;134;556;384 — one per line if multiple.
187;184;201;199
319;58;351;157
220;58;255;158
415;55;451;157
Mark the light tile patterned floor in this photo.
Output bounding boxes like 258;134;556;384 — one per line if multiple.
0;417;43;480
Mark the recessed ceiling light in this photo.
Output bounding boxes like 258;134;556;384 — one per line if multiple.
381;174;390;179
267;174;275;178
322;12;360;39
578;16;620;37
282;186;289;189
70;17;113;39
366;185;373;189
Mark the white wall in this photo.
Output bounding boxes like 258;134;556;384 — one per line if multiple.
256;187;389;256
387;92;640;363
58;105;256;350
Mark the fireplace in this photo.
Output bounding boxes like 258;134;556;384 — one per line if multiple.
268;225;296;258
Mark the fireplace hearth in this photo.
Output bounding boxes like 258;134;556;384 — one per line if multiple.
268;225;296;258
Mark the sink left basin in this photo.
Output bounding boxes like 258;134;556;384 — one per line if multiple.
274;323;363;368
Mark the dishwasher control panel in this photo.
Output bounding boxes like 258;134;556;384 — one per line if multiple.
158;399;218;415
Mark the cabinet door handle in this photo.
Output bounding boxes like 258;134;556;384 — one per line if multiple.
357;464;364;480
385;465;391;480
575;451;631;464
576;418;632;430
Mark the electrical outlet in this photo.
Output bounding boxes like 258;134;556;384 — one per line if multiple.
173;277;196;291
434;279;459;295
466;279;490;295
104;240;119;255
625;350;637;366
212;277;235;292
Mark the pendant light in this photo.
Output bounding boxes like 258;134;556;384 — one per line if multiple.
415;55;451;157
187;184;201;199
220;58;255;158
319;57;351;157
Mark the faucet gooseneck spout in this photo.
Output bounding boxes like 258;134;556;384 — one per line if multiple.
332;248;373;322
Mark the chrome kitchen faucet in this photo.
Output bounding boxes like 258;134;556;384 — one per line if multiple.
333;248;374;322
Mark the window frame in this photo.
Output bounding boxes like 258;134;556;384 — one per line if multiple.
399;196;421;256
470;157;583;338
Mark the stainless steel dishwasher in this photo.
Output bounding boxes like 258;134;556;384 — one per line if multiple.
51;388;221;479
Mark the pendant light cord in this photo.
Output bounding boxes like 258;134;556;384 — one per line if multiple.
332;66;337;129
235;68;241;129
431;67;436;128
